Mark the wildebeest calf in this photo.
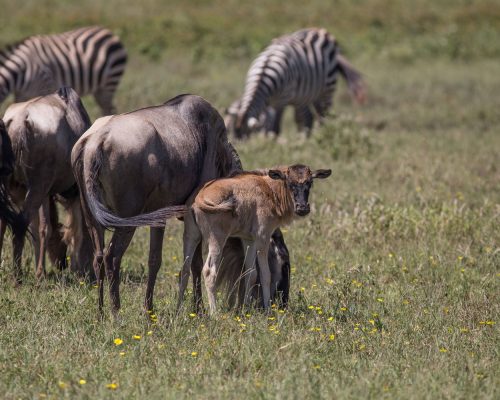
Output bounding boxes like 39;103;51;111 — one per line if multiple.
178;164;331;314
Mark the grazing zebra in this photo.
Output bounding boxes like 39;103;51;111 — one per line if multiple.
227;28;366;138
0;26;127;115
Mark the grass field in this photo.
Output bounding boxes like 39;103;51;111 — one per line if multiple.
1;1;499;399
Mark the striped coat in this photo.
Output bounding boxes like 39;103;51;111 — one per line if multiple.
229;28;365;138
0;26;127;115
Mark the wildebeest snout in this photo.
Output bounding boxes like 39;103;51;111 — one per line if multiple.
295;203;310;216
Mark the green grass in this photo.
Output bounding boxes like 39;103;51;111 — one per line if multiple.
1;1;499;399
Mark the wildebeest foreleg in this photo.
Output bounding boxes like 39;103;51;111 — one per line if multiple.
103;227;135;315
145;227;165;313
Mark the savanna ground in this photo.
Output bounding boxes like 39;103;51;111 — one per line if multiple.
0;0;499;398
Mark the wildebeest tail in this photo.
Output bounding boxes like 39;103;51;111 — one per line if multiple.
72;140;186;229
337;53;366;104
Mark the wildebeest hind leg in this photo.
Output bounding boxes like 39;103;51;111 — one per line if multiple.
145;227;165;313
178;215;202;312
191;244;203;314
35;199;51;280
104;227;135;316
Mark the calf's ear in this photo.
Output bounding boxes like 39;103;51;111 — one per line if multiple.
312;169;332;179
269;169;285;180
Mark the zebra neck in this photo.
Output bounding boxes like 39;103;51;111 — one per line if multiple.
239;87;269;122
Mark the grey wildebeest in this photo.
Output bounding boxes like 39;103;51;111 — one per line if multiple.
0;87;93;282
178;164;331;314
71;94;240;315
0;120;24;243
72;94;292;316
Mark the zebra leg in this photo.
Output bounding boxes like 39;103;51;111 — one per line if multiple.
294;105;314;137
313;90;335;123
268;106;285;136
94;88;117;116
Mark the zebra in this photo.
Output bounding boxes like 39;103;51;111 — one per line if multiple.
0;26;127;115
226;28;366;139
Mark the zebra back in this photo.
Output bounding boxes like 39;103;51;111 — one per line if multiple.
0;26;127;114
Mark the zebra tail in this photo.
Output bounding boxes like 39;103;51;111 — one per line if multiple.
337;54;367;104
72;140;186;229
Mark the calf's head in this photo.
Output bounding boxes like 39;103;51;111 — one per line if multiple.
269;164;331;216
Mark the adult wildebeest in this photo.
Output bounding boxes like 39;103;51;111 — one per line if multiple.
227;28;366;138
0;87;93;282
0;120;24;245
178;164;331;314
72;94;292;316
72;94;242;315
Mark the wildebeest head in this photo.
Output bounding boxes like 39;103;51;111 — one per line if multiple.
268;164;331;216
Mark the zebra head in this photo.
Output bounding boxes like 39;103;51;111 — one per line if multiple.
226;99;256;139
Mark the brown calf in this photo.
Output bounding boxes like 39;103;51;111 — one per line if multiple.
178;164;331;314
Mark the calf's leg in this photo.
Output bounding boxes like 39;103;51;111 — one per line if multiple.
203;234;227;315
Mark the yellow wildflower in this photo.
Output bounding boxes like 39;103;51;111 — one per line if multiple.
58;381;67;389
79;379;86;385
132;335;141;340
191;352;198;357
329;334;335;341
113;338;123;346
439;348;447;353
147;330;153;335
119;352;126;356
106;383;119;390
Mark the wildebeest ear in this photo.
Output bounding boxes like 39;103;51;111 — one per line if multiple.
269;169;285;180
312;169;332;179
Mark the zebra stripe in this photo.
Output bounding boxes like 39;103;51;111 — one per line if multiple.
232;28;365;138
0;26;127;115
